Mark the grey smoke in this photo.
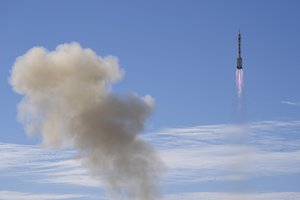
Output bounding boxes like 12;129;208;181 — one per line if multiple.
10;42;164;200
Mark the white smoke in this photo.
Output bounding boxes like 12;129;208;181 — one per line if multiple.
236;69;243;98
10;42;164;200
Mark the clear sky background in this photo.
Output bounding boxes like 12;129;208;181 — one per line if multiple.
1;1;300;199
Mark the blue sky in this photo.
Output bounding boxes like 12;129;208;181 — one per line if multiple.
1;0;300;199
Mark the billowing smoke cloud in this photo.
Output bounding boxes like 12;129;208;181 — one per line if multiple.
10;42;164;200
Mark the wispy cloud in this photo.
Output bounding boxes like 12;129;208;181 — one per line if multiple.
3;190;300;200
281;101;300;106
146;120;300;185
164;192;300;200
1;120;300;199
0;191;91;200
0;143;101;188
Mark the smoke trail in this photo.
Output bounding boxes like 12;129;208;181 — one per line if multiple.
233;67;251;198
236;69;243;98
10;42;164;200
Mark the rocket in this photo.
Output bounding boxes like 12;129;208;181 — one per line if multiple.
237;31;243;69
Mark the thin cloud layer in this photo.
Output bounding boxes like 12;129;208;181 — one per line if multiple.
154;120;300;185
0;191;90;200
1;120;300;199
165;192;300;200
281;101;300;107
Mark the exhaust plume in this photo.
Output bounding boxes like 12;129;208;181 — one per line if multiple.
10;42;163;200
236;69;243;98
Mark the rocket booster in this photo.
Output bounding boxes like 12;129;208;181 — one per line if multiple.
237;31;243;69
